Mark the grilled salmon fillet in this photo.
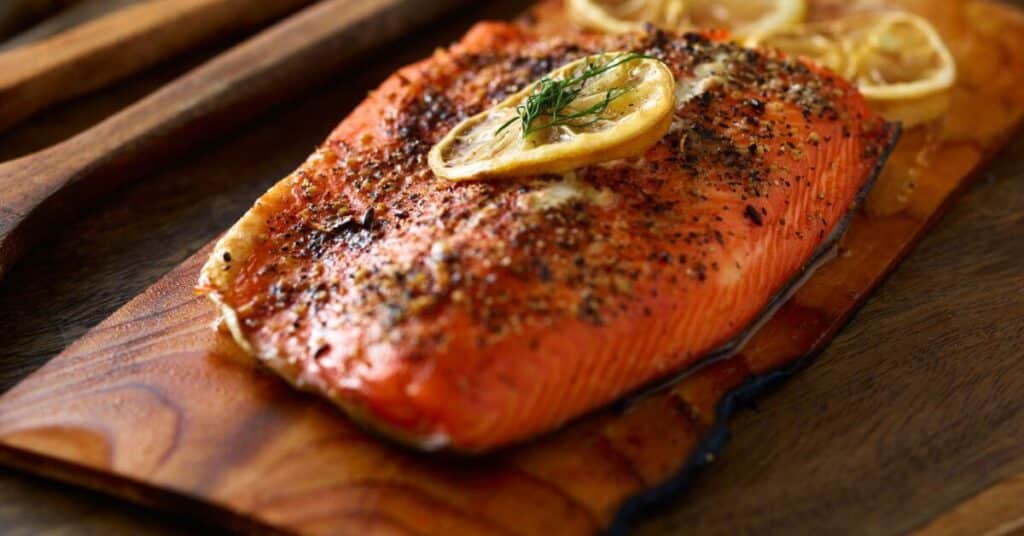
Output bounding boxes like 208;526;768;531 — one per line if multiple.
198;22;896;452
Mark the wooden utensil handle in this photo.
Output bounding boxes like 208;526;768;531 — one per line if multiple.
0;0;316;132
0;0;466;278
0;0;76;40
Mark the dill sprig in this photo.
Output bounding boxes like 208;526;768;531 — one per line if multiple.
496;53;649;138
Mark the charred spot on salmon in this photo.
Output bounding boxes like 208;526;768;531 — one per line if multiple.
361;208;376;228
744;205;765;226
336;216;360;232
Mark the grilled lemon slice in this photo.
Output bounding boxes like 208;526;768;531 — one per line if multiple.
848;12;956;102
746;19;861;78
567;0;805;38
685;0;806;38
566;0;688;34
429;53;675;182
748;11;956;126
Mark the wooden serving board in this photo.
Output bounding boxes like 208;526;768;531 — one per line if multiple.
1;1;1024;534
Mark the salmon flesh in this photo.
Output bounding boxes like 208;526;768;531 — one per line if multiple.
199;23;897;452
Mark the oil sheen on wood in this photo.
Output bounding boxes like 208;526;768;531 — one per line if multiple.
1;0;1023;534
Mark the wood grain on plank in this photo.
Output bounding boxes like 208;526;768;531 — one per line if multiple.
1;0;148;51
0;0;468;280
0;0;315;132
1;0;1023;534
915;473;1024;536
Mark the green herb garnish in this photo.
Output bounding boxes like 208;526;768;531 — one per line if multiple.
496;53;649;138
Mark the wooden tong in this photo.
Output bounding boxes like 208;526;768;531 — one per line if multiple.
0;0;467;278
0;0;316;132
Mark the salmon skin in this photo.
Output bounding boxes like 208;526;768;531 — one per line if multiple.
198;22;897;452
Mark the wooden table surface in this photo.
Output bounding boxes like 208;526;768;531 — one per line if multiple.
1;1;1022;534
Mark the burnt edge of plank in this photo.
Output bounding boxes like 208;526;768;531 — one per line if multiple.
606;121;903;535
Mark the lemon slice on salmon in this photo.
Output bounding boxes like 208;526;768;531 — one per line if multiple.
566;0;805;38
748;11;956;126
429;53;675;182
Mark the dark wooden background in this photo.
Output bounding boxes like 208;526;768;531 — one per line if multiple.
1;1;1022;534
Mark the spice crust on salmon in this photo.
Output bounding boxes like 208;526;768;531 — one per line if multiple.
198;22;897;452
